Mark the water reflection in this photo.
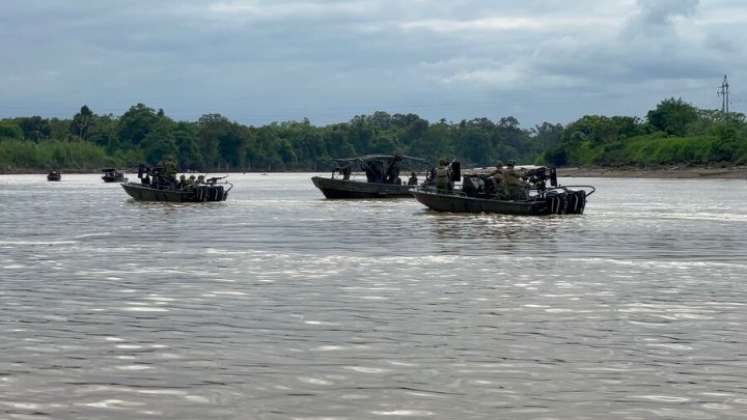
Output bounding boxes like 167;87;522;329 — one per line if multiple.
425;212;564;257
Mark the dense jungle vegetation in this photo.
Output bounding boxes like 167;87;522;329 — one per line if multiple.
1;99;746;172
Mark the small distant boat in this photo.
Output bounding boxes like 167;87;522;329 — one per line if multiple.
101;168;127;183
311;154;429;199
121;165;233;202
412;165;595;215
47;171;61;182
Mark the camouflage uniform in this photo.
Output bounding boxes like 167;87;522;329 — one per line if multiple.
503;165;528;200
162;160;178;182
435;161;450;192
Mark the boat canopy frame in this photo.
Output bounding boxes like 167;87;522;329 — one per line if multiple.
334;154;430;165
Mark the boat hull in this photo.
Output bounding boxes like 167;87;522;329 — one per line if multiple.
412;189;586;215
102;175;126;183
311;177;413;199
121;183;228;202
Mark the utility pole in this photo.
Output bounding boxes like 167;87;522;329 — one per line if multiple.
717;74;730;114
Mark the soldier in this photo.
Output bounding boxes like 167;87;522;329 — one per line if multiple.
161;160;178;183
385;155;402;184
426;167;436;185
484;161;505;197
503;162;528;200
435;160;451;193
407;171;418;186
490;161;505;181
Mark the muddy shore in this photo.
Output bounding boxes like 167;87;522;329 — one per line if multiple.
557;166;747;179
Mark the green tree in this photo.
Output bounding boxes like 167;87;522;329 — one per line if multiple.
87;114;118;151
197;114;248;169
647;98;699;136
141;119;178;165
0;120;23;139
117;103;160;145
16;116;51;141
531;122;563;150
455;121;492;165
173;122;203;170
71;105;95;140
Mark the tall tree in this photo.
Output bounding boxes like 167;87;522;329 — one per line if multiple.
0;120;23;139
647;98;699;136
117;103;160;145
71;105;95;140
16;116;51;141
141;119;177;165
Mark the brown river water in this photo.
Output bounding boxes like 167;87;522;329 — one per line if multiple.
1;173;746;419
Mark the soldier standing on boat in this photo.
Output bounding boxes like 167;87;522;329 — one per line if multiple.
153;160;178;189
408;171;418;186
503;162;529;200
163;160;178;182
485;161;504;196
435;160;451;192
385;155;402;184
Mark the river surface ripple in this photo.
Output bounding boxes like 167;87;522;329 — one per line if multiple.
1;174;747;419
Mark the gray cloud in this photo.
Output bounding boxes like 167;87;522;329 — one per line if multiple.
1;0;745;125
637;0;699;25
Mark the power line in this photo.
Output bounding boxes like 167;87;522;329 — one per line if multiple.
717;74;730;114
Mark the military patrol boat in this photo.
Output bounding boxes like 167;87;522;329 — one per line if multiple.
311;154;429;199
101;168;127;183
47;170;61;181
121;165;233;202
412;164;595;215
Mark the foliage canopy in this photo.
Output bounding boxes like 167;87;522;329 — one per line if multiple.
2;98;746;172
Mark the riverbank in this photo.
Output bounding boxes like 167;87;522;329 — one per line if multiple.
5;166;747;179
558;166;747;179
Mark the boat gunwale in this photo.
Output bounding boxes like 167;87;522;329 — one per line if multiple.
122;182;194;195
412;188;546;206
311;176;414;189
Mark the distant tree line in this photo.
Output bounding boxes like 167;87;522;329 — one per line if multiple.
0;104;558;171
1;99;746;172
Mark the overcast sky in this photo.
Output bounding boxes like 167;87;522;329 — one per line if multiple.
1;0;744;126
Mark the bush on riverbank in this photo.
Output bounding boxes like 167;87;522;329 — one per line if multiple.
558;133;718;166
0;140;113;172
543;99;747;167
